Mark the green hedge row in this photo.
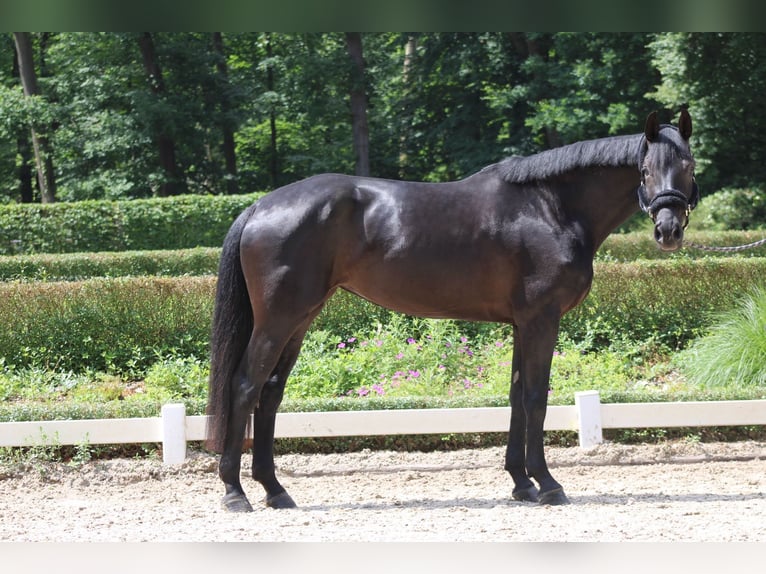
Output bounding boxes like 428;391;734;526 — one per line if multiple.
0;248;220;281
2;230;765;281
0;193;262;255
1;258;765;375
597;230;766;261
4;386;765;423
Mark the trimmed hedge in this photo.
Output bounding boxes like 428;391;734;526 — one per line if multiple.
1;258;765;375
2;230;765;282
0;248;220;281
0;193;262;255
0;276;215;375
598;230;766;261
562;258;766;350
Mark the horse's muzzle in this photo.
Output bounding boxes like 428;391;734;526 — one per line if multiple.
654;210;684;251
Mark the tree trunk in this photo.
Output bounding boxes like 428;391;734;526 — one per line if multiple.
17;135;34;203
212;32;239;194
137;32;185;196
399;34;417;178
266;33;278;188
345;32;370;177
13;32;56;203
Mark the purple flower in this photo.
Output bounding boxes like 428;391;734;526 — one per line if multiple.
408;370;421;379
348;337;357;343
357;387;369;396
495;341;504;348
407;337;416;344
396;352;404;360
337;342;346;349
372;384;385;396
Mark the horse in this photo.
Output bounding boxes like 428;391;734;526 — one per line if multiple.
206;110;699;511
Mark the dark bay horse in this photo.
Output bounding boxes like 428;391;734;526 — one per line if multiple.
206;110;699;511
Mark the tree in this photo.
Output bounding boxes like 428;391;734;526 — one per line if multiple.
650;32;766;191
137;32;186;196
345;32;370;177
211;33;239;194
12;32;56;203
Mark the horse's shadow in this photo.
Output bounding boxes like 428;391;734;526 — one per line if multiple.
294;491;765;513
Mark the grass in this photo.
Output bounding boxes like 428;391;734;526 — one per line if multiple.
676;285;766;388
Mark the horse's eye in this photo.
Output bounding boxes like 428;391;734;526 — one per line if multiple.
641;167;650;179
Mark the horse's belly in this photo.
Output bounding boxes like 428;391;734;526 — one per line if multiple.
340;265;513;323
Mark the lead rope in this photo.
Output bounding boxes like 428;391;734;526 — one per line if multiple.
683;236;766;252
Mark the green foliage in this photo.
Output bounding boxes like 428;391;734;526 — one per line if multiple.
676;286;766;388
596;230;766;261
0;277;214;375
0;248;220;281
561;259;766;352
2;259;765;377
143;357;209;401
0;193;260;255
650;33;766;192
691;187;766;231
288;318;640;405
4;33;766;207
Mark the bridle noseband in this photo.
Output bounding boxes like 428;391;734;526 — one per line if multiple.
638;187;693;227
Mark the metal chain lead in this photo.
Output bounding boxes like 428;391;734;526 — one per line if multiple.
683;236;766;252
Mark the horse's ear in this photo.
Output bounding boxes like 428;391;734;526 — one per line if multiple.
678;108;692;140
644;111;660;142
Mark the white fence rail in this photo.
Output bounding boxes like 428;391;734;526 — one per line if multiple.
1;391;765;465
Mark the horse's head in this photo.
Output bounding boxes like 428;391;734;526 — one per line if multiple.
637;109;699;251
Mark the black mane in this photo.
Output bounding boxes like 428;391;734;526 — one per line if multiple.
489;133;644;184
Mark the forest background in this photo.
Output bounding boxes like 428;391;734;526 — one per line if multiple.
1;32;766;210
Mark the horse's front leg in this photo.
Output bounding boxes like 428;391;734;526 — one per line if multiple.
517;315;569;505
505;325;539;502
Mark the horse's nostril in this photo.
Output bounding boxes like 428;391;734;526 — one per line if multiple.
673;226;682;241
654;226;662;243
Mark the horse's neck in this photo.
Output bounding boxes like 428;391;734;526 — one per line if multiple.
570;166;641;254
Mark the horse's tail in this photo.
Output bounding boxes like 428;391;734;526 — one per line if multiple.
205;204;257;453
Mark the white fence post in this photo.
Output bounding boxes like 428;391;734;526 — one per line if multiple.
575;390;603;448
161;403;186;464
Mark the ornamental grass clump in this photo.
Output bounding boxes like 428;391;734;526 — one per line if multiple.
677;285;766;388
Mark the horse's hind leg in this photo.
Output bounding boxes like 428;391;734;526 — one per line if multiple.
218;330;291;512
251;317;318;509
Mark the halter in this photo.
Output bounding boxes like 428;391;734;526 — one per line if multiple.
635;132;699;228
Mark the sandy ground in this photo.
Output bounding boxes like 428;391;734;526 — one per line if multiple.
1;440;765;542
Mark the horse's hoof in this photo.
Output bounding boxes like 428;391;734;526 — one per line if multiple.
221;492;254;512
265;491;297;509
539;487;570;506
512;485;540;503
